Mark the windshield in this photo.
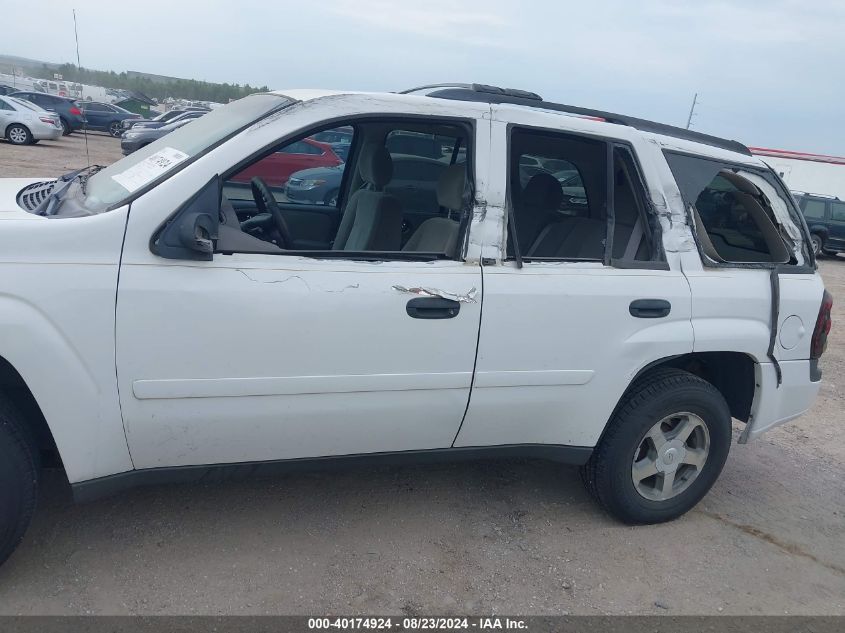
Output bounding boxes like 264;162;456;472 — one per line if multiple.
83;93;293;212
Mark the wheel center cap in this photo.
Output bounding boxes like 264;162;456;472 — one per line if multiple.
656;440;686;474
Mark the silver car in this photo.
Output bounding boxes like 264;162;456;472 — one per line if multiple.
0;96;63;145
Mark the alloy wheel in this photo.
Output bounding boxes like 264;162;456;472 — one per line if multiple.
9;126;28;145
632;412;710;501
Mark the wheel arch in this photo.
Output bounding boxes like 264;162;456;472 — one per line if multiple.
598;351;757;445
807;224;829;240
4;122;31;139
0;355;60;465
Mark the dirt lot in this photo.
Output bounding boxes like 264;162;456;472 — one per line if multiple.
0;132;124;177
0;136;843;615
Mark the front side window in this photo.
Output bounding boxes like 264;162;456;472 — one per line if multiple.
218;119;472;260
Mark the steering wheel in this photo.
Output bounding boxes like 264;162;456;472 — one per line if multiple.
250;177;293;248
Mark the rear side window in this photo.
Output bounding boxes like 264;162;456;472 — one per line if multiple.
665;152;802;265
506;128;659;264
802;199;827;220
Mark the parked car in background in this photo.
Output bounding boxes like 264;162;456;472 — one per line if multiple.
793;191;845;256
127;109;207;131
311;126;354;160
8;91;85;135
0;85;18;96
120;117;191;155
285;164;345;205
0;96;62;145
121;107;209;132
80;101;141;137
230;137;343;187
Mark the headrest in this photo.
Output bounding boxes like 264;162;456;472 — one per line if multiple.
437;164;467;211
358;144;393;189
523;172;563;209
719;170;759;195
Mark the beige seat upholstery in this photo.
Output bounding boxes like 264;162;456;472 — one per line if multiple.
403;164;466;254
528;216;606;258
334;145;403;251
517;173;565;249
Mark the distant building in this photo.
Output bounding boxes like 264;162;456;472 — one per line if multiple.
751;147;845;200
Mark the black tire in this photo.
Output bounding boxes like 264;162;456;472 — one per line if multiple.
0;395;39;567
811;233;824;258
60;118;72;136
108;121;123;137
6;124;33;146
581;368;731;524
324;189;339;207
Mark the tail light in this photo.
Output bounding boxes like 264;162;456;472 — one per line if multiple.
69;106;82;116
810;290;833;359
39;117;55;124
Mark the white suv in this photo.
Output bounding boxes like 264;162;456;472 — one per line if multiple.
0;84;832;566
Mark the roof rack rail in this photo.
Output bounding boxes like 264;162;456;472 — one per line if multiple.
398;83;474;95
416;84;751;156
791;191;840;200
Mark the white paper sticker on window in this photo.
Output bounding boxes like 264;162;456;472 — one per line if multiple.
111;147;190;192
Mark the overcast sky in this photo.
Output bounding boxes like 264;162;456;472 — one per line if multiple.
3;0;843;154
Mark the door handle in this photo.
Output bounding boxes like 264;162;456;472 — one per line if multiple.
406;297;461;319
629;299;671;318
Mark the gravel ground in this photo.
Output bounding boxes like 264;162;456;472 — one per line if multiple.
0;132;124;177
0;136;843;615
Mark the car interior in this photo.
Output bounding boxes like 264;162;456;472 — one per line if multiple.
507;130;653;262
217;121;471;259
690;170;791;263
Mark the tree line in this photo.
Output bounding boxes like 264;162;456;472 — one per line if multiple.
34;63;270;103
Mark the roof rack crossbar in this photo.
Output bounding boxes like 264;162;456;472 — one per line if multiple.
422;86;751;156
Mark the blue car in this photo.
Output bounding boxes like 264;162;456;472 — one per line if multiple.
80;101;141;137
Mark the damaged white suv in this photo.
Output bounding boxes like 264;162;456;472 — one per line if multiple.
0;84;832;566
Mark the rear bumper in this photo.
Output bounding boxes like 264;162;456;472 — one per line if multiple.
32;124;62;140
740;360;821;442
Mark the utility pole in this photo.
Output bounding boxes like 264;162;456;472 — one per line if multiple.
686;93;699;129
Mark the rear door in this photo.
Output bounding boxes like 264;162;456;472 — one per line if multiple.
827;200;845;250
82;102;108;129
456;116;694;450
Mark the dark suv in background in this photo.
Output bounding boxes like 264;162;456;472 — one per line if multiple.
8;91;86;135
794;191;845;256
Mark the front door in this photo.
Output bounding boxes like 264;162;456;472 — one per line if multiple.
115;113;486;470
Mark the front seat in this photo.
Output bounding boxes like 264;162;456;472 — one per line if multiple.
403;164;466;254
333;144;403;251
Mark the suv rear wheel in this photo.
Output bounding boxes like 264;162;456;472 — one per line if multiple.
581;368;731;524
810;233;824;257
0;396;39;566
